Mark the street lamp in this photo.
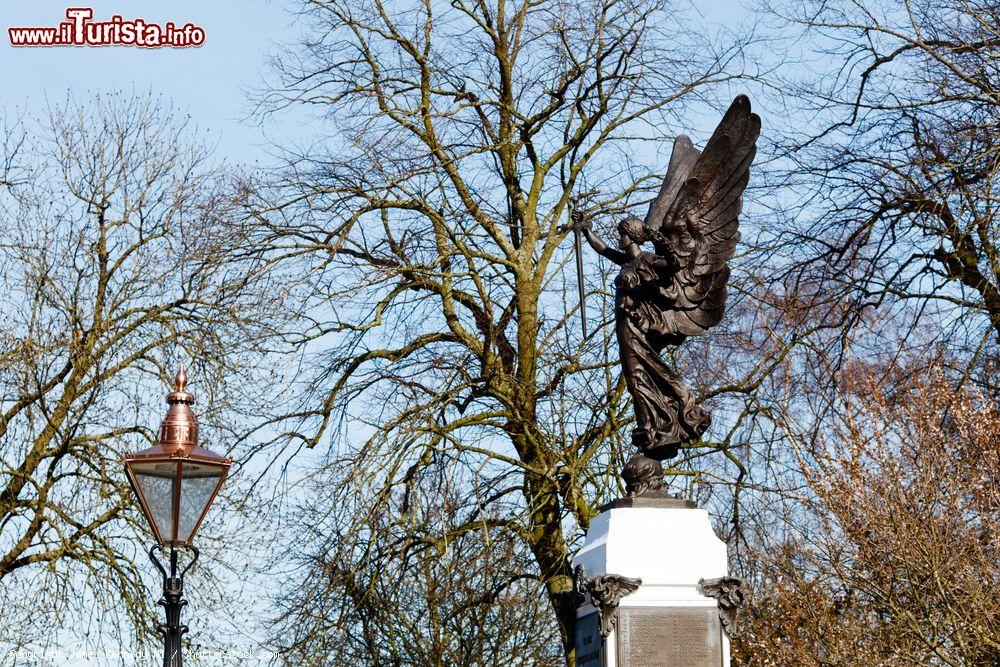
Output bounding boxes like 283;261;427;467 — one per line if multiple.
124;365;231;667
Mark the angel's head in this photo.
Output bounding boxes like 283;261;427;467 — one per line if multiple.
617;216;649;249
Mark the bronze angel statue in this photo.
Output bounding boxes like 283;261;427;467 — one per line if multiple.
572;95;760;497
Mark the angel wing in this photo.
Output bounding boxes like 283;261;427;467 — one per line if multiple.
645;95;760;342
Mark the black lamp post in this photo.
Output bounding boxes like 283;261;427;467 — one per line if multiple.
124;366;231;667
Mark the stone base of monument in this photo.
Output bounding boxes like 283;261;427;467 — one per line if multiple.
572;497;740;667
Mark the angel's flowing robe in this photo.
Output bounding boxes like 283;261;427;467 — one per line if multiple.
615;250;711;460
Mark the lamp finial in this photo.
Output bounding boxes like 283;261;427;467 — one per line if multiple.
176;363;188;393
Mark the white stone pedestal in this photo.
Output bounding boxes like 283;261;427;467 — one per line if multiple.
572;499;733;667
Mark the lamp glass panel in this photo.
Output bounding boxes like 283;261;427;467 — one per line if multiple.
130;460;178;542
177;461;224;543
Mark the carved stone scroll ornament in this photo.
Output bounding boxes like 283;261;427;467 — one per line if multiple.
573;565;642;637
699;575;746;632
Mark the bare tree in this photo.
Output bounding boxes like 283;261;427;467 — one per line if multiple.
244;0;760;661
695;5;1000;661
0;93;268;657
733;359;1000;665
764;0;1000;375
272;464;561;666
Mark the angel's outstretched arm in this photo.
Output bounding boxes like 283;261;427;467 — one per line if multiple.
571;211;629;265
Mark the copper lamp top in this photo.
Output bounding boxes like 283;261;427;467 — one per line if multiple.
125;364;229;463
158;364;198;454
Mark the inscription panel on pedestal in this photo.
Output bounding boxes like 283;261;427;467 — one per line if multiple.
575;612;603;667
617;607;722;667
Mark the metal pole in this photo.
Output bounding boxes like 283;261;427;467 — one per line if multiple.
149;546;198;667
570;204;588;339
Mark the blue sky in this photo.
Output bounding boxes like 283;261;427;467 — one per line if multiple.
1;0;754;165
1;0;298;163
